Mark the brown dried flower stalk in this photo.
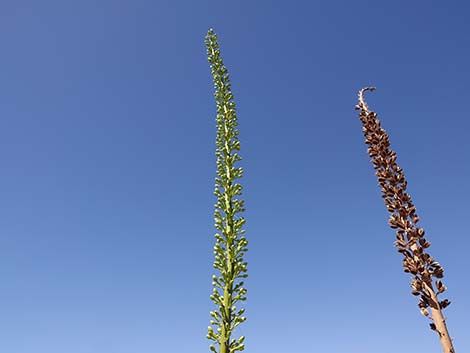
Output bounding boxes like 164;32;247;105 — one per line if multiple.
355;87;455;353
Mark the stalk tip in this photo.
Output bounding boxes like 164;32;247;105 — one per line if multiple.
357;86;377;112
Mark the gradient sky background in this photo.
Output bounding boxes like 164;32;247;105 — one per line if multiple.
0;1;469;352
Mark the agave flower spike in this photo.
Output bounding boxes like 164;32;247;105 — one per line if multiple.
205;29;248;353
355;87;455;353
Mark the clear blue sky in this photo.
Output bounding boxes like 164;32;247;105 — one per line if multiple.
0;1;468;352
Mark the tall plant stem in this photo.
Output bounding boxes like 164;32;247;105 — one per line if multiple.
356;87;455;353
205;29;248;353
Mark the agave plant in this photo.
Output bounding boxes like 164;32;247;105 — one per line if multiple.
205;29;248;353
355;87;455;353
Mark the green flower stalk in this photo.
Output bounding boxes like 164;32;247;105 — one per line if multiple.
205;29;248;353
355;88;455;353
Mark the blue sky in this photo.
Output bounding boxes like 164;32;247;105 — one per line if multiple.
0;1;469;352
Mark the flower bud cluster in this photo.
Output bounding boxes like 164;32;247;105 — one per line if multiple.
205;29;248;353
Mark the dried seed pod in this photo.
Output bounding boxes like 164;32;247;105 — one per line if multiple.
356;88;455;353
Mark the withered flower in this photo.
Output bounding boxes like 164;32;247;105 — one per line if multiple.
356;87;455;353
